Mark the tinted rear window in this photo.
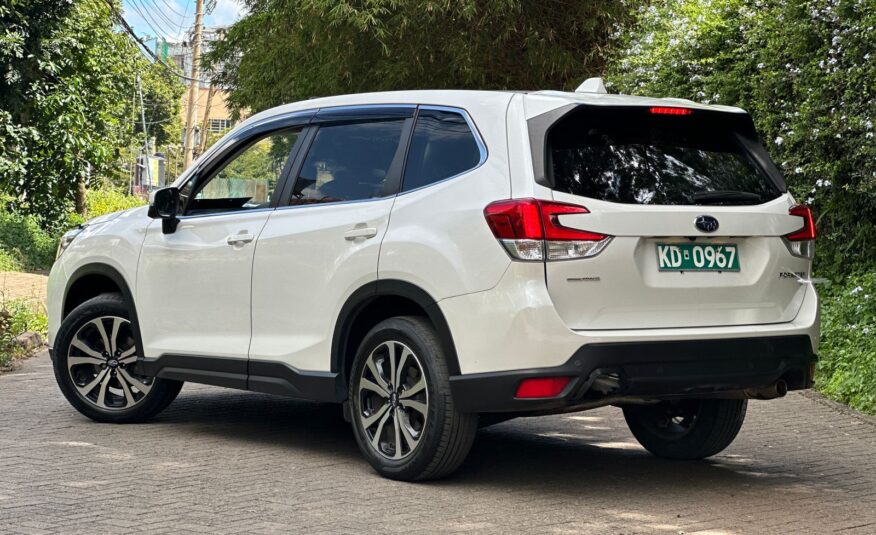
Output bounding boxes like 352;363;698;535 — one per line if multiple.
403;109;481;191
547;107;781;205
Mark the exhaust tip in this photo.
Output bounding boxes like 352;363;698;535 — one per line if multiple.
776;379;788;398
744;380;788;400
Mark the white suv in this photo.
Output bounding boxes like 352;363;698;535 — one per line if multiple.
48;80;820;481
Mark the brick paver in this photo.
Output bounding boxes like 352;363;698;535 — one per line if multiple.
1;351;875;534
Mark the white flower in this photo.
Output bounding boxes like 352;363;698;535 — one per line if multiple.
794;167;803;174
851;286;863;295
774;136;784;145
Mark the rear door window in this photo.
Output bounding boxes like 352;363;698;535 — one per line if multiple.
402;109;482;191
291;120;405;204
546;107;781;205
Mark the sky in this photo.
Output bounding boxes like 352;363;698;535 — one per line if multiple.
121;0;246;42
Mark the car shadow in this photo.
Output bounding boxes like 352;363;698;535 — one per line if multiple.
154;388;803;495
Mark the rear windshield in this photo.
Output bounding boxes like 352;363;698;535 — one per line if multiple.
546;107;782;205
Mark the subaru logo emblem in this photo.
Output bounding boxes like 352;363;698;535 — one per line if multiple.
695;215;719;233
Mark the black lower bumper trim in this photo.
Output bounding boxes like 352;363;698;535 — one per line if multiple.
449;335;816;413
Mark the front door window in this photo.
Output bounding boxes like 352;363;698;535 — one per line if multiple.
181;130;300;216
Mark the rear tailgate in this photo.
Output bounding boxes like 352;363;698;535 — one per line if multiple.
537;104;812;330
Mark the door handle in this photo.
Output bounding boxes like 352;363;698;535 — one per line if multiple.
344;227;378;240
226;233;255;246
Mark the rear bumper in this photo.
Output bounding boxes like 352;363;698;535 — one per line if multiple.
450;335;816;413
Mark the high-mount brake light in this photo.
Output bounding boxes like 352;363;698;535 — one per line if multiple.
783;204;816;259
648;106;694;116
484;198;612;261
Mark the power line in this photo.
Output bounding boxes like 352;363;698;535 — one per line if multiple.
141;0;193;38
170;0;193;40
129;0;186;40
155;0;192;19
103;0;203;83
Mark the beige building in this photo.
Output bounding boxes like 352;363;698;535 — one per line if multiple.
180;86;236;137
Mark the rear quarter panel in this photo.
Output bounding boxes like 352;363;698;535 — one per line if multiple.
378;95;515;300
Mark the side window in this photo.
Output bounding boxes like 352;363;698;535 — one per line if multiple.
402;109;482;191
291;120;404;204
183;129;300;216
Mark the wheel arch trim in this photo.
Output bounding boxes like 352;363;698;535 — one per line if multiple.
331;279;461;382
62;263;143;355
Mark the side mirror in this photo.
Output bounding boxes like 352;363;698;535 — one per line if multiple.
148;187;180;234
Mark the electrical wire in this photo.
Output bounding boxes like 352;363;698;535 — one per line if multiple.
154;0;192;19
128;0;181;39
103;0;203;83
140;0;192;39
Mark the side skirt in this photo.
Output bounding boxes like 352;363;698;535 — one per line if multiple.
134;355;344;403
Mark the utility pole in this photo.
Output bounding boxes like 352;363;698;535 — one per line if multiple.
198;85;216;155
182;0;205;169
136;74;153;190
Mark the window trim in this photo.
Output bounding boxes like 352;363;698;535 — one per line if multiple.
397;105;488;196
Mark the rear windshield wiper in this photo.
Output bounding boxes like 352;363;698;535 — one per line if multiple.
691;190;763;204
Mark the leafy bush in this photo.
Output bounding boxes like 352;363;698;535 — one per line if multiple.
66;187;146;227
1;188;144;272
0;205;59;272
818;274;876;414
0;249;20;271
0;297;47;370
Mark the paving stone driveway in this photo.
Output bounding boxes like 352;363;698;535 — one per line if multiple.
1;352;875;535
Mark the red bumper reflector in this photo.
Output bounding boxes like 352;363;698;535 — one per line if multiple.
515;377;571;399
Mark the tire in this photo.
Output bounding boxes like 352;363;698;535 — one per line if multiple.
623;399;747;460
349;316;478;481
52;293;183;423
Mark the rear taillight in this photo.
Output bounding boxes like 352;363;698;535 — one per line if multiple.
784;204;816;259
484;198;612;261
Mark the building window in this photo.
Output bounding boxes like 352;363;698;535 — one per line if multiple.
208;119;234;133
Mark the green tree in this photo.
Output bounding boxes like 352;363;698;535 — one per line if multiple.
206;0;635;116
0;0;184;225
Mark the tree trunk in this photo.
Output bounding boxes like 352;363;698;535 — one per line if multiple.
75;176;87;217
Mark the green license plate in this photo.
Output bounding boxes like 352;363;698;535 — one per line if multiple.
656;243;740;272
